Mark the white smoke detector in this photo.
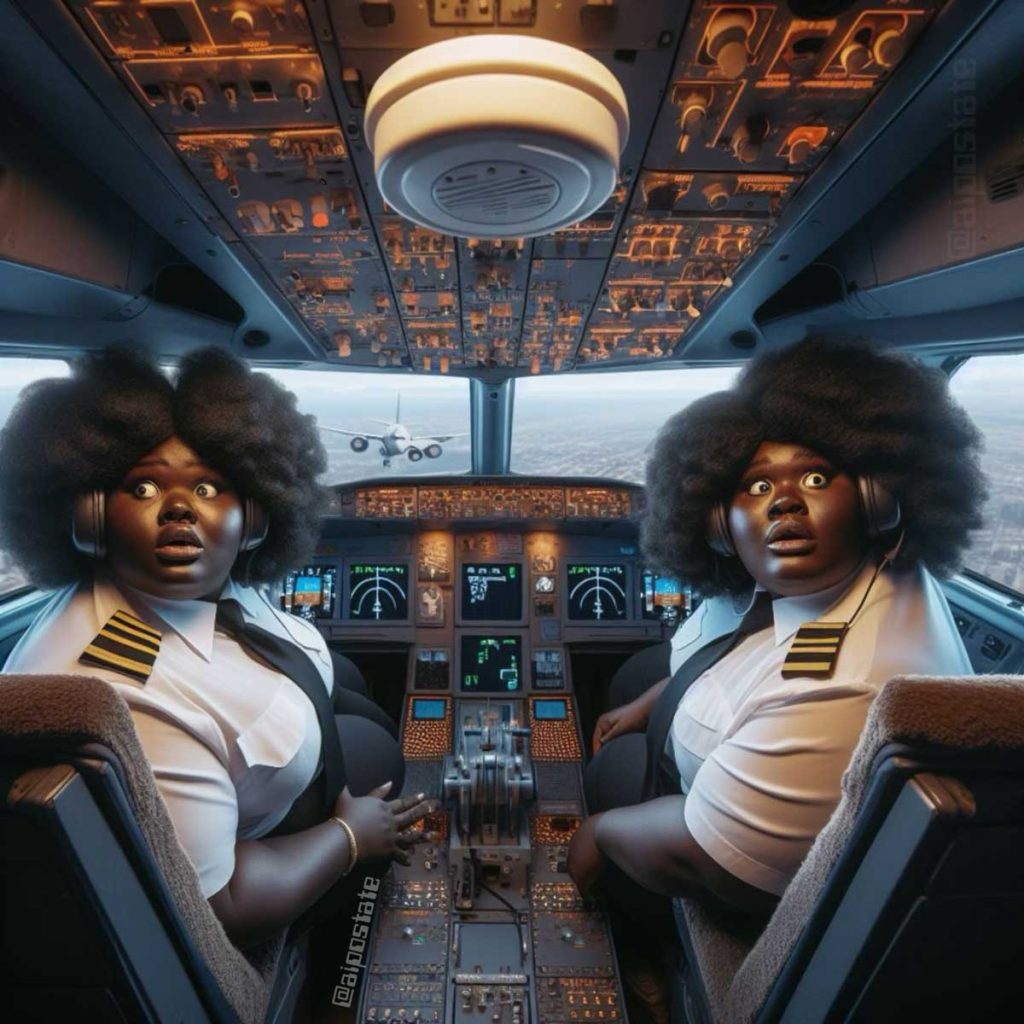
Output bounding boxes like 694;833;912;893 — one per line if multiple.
364;35;629;238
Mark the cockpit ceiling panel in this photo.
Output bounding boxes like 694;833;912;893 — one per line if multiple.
64;0;950;373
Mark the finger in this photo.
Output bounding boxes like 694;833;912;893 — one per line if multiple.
394;800;434;830
369;780;393;799
386;791;426;813
396;829;425;847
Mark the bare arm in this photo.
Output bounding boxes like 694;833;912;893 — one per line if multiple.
594;798;777;914
210;786;431;948
592;674;671;752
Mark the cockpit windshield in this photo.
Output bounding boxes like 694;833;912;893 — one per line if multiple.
267;369;471;485
510;366;739;483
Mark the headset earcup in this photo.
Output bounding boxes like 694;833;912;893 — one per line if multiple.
706;501;736;558
71;489;106;560
240;498;269;552
857;476;901;539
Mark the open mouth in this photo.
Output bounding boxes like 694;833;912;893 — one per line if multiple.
156;527;203;564
766;520;815;556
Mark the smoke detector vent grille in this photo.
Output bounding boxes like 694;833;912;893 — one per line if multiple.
433;162;561;225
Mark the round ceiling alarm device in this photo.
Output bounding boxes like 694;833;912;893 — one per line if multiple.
364;35;630;238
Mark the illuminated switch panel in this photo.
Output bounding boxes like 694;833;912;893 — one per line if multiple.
537;976;624;1023
406;323;465;373
530;882;591;913
564;489;634;520
72;1;316;59
402;699;453;760
530;816;581;847
646;0;949;173
174;129;366;236
356;488;419;519
520;259;605;373
123;53;331;132
382;220;455;284
529;698;581;762
533;176;631;261
577;325;692;364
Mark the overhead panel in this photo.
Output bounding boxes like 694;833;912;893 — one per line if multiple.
64;0;950;373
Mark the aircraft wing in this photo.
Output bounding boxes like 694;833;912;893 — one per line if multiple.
410;433;468;444
319;426;385;441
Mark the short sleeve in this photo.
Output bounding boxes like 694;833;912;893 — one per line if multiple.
131;709;239;899
683;684;874;895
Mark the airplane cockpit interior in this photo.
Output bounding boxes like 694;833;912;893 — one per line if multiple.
2;1;1024;1022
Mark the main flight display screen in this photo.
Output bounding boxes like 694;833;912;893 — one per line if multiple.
283;567;336;620
461;563;522;621
348;564;409;621
460;636;522;693
566;563;628;621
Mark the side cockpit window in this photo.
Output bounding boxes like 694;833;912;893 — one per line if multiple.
0;358;70;599
949;353;1024;594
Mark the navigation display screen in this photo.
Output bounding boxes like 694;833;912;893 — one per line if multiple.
460;563;523;621
412;698;447;720
282;566;336;620
566;563;628;621
460;635;522;693
348;563;409;621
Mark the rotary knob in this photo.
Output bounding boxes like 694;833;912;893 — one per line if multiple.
706;10;754;79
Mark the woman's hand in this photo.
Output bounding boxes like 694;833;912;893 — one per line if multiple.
567;814;607;897
332;782;433;866
592;696;650;753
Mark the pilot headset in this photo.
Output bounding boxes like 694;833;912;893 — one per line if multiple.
71;489;269;560
706;475;901;558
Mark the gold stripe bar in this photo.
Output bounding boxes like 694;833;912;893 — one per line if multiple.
111;611;161;640
782;661;833;672
98;628;159;657
107;618;161;646
82;644;151;676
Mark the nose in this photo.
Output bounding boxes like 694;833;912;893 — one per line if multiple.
768;489;806;518
158;495;197;523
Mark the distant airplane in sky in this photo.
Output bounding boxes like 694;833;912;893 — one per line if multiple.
320;395;466;468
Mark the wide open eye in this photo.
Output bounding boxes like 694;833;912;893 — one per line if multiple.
746;479;772;497
802;471;830;490
194;481;221;499
131;480;159;500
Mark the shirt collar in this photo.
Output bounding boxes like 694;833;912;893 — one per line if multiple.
92;572;258;663
770;559;877;647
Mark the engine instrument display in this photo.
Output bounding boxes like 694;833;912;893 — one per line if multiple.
642;571;687;626
348;563;409;621
460;563;523;622
282;566;336;620
460;636;522;693
566;563;628;621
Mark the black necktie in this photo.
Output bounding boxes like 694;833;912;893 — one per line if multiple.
642;591;775;800
216;599;345;818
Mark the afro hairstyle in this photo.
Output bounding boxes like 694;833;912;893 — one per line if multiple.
0;345;328;587
640;337;987;597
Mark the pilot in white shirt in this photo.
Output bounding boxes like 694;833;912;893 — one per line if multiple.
666;560;970;895
5;572;332;898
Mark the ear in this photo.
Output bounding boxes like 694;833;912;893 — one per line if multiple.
239;498;268;552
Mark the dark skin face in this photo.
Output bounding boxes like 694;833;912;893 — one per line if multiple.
728;440;867;598
105;435;243;601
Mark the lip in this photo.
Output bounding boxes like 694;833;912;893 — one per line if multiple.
766;518;816;556
156;526;203;564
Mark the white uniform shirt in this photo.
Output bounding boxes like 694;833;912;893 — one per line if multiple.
4;572;334;898
667;561;970;896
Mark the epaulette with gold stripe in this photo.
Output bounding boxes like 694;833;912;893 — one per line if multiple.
79;610;161;683
781;621;848;679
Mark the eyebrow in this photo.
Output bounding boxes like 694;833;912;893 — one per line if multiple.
743;447;831;473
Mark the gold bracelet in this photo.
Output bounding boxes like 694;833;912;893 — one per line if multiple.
329;815;358;876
